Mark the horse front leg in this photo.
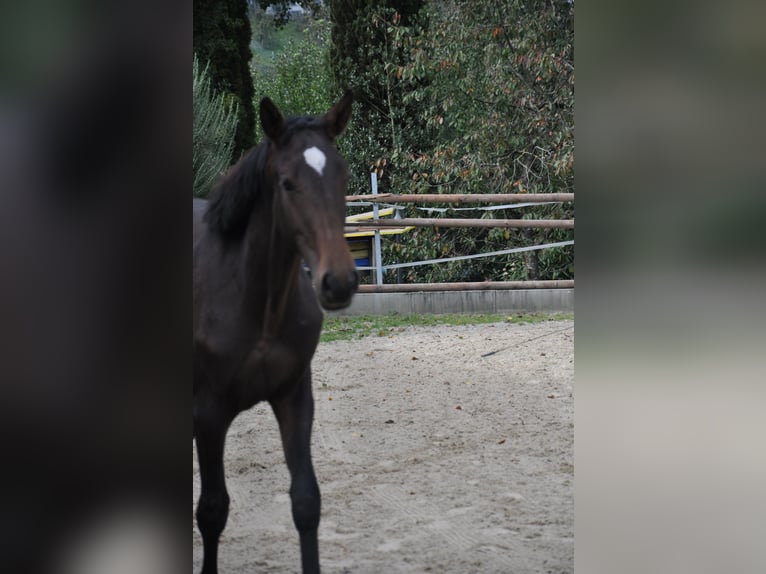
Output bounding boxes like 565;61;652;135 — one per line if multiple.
194;403;233;574
270;370;321;574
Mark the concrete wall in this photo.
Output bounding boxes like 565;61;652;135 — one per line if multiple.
327;289;574;316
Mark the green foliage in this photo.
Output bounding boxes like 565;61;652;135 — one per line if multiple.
194;0;256;160
251;16;335;118
329;0;428;195
329;0;574;283
398;1;574;195
193;56;240;197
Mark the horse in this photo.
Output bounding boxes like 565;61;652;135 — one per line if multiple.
193;92;358;574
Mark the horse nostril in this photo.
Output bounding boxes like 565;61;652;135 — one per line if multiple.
321;270;357;302
321;272;334;296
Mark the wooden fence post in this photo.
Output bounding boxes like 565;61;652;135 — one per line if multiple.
371;173;384;286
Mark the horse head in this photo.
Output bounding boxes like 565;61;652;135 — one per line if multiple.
259;92;358;310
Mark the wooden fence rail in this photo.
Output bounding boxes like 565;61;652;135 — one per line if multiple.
346;218;574;230
346;193;574;204
347;175;574;290
358;280;574;293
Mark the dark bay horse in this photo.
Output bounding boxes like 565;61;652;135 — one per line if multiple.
193;93;357;574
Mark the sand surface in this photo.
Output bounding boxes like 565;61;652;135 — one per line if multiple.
193;319;574;573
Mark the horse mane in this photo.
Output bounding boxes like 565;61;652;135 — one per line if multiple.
203;144;269;238
203;116;323;238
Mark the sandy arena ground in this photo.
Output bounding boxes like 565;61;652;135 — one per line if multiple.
193;319;574;573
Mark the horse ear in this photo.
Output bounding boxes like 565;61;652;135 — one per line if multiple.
260;97;285;142
324;90;354;140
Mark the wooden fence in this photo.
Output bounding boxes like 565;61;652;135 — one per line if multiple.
344;174;574;291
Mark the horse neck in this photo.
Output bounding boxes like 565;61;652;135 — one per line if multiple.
242;191;302;339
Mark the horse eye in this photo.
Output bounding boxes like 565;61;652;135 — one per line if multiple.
282;179;296;192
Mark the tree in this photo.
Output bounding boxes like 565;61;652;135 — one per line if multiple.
194;0;256;161
328;0;428;195
342;0;574;282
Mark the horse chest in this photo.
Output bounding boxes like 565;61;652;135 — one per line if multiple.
233;331;317;409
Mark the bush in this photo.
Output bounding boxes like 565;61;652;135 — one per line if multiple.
193;55;239;197
252;16;334;120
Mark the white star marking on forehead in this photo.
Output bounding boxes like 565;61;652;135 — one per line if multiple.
303;146;326;176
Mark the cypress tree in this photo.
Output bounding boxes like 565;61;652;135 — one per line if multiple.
194;0;256;162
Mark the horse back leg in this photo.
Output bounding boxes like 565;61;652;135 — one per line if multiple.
194;403;233;574
270;371;321;574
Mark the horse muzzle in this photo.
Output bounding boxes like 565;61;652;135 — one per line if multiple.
318;268;359;310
